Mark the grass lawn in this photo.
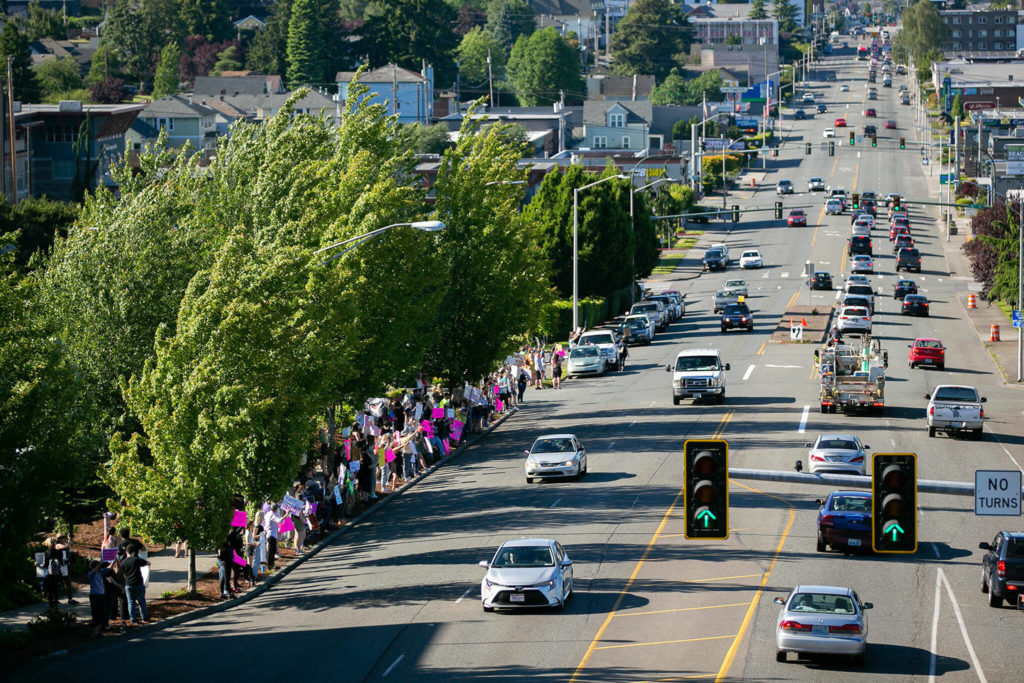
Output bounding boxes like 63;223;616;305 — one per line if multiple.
652;236;698;274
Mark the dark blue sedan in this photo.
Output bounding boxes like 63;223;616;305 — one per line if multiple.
816;490;872;553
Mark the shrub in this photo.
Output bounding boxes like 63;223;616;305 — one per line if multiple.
26;608;80;640
537;297;608;340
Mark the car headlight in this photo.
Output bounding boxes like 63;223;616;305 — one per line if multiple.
674;380;683;388
712;377;723;387
563;459;576;466
485;579;494;589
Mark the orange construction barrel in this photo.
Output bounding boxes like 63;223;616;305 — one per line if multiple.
967;294;977;309
991;324;1000;342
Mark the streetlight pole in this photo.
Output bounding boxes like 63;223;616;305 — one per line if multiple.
573;174;627;331
315;220;447;263
630;177;665;306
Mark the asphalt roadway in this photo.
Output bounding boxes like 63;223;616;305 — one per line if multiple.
28;51;1024;683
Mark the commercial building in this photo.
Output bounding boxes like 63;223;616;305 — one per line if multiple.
940;8;1024;55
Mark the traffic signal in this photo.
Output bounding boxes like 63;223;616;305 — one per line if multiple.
892;194;902;212
851;193;860;210
805;142;812;155
829;140;835;156
732;205;740;223
774;201;783;219
871;453;917;553
899;137;906;149
683;439;729;540
871;135;877;147
849;131;855;145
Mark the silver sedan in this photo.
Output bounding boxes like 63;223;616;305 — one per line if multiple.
479;538;574;611
774;585;871;665
524;434;587;483
566;346;606;377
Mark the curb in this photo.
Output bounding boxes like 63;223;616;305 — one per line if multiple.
20;408;519;668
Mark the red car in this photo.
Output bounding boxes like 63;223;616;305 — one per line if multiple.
864;108;877;117
787;209;807;226
834;117;847;127
885;119;897;129
909;338;944;369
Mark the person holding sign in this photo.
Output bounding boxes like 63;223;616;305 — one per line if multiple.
118;546;149;623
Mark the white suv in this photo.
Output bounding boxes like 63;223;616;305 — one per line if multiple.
666;349;730;405
823;128;836;138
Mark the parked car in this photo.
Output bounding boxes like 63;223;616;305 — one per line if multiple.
574;329;622;370
788;209;808;226
622;314;655;341
980;532;1024;607
565;346;606;377
618;318;652;345
630;300;667;330
908;338;944;369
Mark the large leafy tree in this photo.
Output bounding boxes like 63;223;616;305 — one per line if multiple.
152;43;182;99
611;0;690;83
0;20;41;103
287;0;319;86
360;0;458;87
33;56;85;102
246;0;291;76
25;2;66;40
771;0;799;33
486;0;535;54
650;69;723;106
506;27;584;106
749;0;769;21
457;26;505;90
0;196;79;267
100;0;183;91
895;0;948;64
425;112;547;384
178;0;233;41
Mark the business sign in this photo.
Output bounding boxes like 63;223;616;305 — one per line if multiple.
975;470;1022;516
704;138;729;150
1006;144;1024;176
721;86;747;94
943;76;952;112
964;101;995;111
735;117;760;129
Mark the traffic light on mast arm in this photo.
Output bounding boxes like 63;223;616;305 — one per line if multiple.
871;453;917;553
871;135;877;147
849;131;855;145
899;137;906;149
683;440;729;540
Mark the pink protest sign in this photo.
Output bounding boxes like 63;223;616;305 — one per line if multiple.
100;548;118;563
442;439;451;455
431;408;444;419
232;550;246;566
496;399;504;412
344;439;351;459
230;509;247;527
385;448;396;463
494;385;500;395
421;420;434;437
450;420;464;442
277;516;295;534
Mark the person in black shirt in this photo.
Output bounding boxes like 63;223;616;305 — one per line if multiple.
119;547;149;623
116;527;145;561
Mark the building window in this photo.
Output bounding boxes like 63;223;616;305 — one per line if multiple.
51;160;75;179
978;16;986;24
953;43;961;50
156;117;174;132
967;30;973;37
994;42;1003;50
978;30;987;38
952;17;960;24
995;16;1004;24
952;30;961;38
594;135;607;149
993;29;1001;37
621;136;630;148
608;112;625;127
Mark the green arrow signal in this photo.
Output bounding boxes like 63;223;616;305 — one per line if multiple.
888;523;905;541
696;509;717;527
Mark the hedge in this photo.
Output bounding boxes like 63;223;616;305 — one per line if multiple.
537;296;608;341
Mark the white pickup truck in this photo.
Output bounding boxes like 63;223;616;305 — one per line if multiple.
925;384;986;439
666;348;730;405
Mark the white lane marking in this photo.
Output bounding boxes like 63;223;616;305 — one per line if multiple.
781;272;790;278
628;421;635;428
455;587;474;604
798;405;810;433
929;570;941;682
891;439;896;448
649;401;656;407
743;364;755;381
383;654;405;677
550;498;561;509
766;364;801;368
938;568;988;683
607;442;615;449
762;272;770;278
990;432;1024;474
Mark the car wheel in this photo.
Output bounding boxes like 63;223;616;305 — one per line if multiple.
776;651;787;663
673;396;680;405
937;363;944;370
982;570;989;593
526;477;533;484
718;391;726;405
909;362;915;369
581;461;587;475
989;587;1003;607
820;404;828;414
973;428;983;440
721;326;727;333
817;533;827;552
928;426;936;438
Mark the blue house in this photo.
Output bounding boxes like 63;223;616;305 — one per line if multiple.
336;64;434;125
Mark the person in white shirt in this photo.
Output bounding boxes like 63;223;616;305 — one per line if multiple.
265;504;280;570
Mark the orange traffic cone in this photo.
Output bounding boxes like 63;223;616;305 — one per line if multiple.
967;294;977;309
991;324;1000;342
801;317;809;327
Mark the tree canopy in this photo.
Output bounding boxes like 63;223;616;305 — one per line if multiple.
610;0;691;82
506;27;585;106
896;0;948;64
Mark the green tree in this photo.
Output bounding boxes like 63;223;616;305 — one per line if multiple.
287;0;318;86
458;26;505;85
951;92;965;119
0;21;41;103
425;112;546;385
25;1;66;40
686;70;724;104
631;191;660;279
360;0;458;87
33;56;85;102
650;70;687;105
210;45;243;76
246;0;290;76
506;27;585;106
0;196;79;267
486;0;535;54
896;0;948;64
610;0;691;82
771;0;799;33
151;43;182;99
396;122;454;154
749;0;769;21
178;0;232;41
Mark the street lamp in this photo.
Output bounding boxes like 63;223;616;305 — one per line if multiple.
315;220;446;263
573;174;627;331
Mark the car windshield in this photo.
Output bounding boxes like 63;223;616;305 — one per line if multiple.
705;250;724;259
633;304;657;313
791;210;804;216
831;495;871;512
897;280;914;287
570;347;599;359
742;251;759;258
916;340;941;348
723;305;748;315
789;592;856;614
818;438;859;450
532;438;575;453
675;355;721;372
582;333;614;345
814;273;829;280
933;387;979;402
726;281;745;288
492;545;555;568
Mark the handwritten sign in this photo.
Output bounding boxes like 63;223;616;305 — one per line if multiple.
230;509;247;528
446;408;455;418
431;408;444;419
334;485;342;504
281;495;304;516
100;548;118;563
414;403;423;421
451;420;464;442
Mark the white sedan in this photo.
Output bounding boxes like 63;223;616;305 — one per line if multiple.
524;433;587;483
849;254;874;274
836;306;871;334
775;585;871;665
479;539;574;611
806;433;870;475
823;128;836;138
739;249;764;269
839;84;850;92
724;279;749;297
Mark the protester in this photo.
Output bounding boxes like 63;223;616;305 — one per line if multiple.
86;560;112;637
517;369;528;403
552;350;563;389
265;504;281;570
118;546;149;624
41;537;65;609
117;527;144;561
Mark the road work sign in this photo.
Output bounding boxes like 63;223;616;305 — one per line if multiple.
975;470;1022;516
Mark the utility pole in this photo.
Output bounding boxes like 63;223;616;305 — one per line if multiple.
7;56;16;206
486;50;494;107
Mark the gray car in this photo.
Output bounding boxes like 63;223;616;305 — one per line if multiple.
774;585;871;665
479;538;574;611
524;433;587;483
566;346;605;377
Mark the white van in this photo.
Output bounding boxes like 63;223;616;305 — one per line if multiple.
666;349;730;405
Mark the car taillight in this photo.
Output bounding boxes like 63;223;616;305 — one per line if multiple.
851;456;864;462
810;453;824;461
929;406;934;415
820;515;834;527
840;316;848;320
997;560;1005;577
829;623;862;634
980;408;985;419
780;620;813;632
864;317;871;322
923;302;928;306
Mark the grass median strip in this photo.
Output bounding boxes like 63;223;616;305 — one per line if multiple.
652;236;699;274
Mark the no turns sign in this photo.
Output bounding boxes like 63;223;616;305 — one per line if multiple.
975;470;1022;516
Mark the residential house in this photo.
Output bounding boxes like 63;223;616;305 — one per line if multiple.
336;64;434;125
136;95;218;152
694;44;780;85
586;73;656;101
193;74;284;98
6;0;80;15
529;0;606;57
582;100;652;151
438;103;582;156
29;37;97;75
252;90;339;122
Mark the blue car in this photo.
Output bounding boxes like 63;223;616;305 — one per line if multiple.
816;490;872;553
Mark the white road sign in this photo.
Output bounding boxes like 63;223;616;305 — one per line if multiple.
975;470;1022;516
1007;144;1024;176
790;325;803;341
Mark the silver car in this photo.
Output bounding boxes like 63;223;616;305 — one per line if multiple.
524;433;587;482
805;434;870;475
775;585;871;665
479;538;574;611
566;346;606;377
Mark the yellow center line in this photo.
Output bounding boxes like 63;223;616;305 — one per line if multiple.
850;161;860;194
614;602;750;619
681;573;763;584
785;290;799;310
570;409;736;681
756;341;766;356
714;481;796;682
838;242;849;276
595;634;736;652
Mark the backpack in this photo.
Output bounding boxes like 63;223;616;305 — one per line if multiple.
46;555;62;577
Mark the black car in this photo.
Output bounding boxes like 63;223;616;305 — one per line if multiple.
864;124;877;136
720;303;754;332
896;247;921;272
980;531;1024;607
810;271;833;290
849;235;872;256
817;104;827;113
862;200;877;217
618;320;652;345
893;234;915;253
794;109;807;120
893;279;918;299
861;191;877;202
901;294;930;316
703;248;728;271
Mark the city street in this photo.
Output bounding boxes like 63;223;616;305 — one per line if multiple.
27;50;1024;683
